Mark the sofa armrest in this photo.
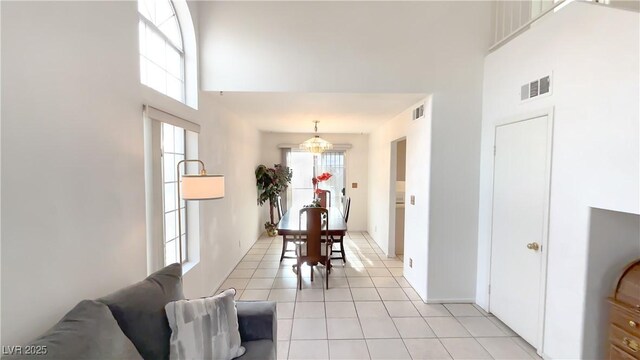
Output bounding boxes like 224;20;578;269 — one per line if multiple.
236;301;276;342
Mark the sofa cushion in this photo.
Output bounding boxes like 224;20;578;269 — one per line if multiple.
236;301;276;342
1;300;142;360
98;263;184;360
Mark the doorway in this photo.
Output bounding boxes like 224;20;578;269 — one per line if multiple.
489;115;552;350
394;139;407;259
388;137;407;259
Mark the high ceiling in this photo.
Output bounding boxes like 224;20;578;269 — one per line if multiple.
197;1;492;134
210;92;426;133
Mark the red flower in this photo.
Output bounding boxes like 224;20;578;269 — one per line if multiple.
312;172;332;188
316;172;332;182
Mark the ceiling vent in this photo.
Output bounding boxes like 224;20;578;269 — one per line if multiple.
413;104;425;120
521;75;551;101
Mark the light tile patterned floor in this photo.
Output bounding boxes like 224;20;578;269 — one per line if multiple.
217;232;542;360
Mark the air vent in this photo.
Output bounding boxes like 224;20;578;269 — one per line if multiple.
530;80;539;98
413;104;424;120
539;76;550;94
521;74;551;102
521;84;530;101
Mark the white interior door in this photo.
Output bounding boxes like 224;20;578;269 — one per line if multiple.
489;115;550;347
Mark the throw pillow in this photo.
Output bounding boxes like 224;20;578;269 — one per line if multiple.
98;263;184;360
165;289;246;360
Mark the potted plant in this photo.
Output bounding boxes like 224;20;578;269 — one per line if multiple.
256;164;292;236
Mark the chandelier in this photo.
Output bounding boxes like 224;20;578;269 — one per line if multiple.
300;121;333;155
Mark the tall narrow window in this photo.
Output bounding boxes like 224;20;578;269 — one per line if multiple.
144;106;201;273
138;0;185;102
161;123;187;265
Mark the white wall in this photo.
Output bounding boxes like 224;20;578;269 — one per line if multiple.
368;99;431;300
476;3;639;358
178;94;262;302
1;1;261;345
200;1;492;94
426;90;486;303
199;0;492;303
259;132;368;231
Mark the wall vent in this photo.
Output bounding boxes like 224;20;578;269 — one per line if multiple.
413;104;424;120
521;75;551;101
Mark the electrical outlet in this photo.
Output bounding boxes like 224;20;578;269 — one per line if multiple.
374;225;377;233
410;195;415;205
409;258;413;268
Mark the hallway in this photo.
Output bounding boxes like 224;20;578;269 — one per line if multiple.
216;232;541;359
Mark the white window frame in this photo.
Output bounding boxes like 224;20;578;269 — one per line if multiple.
139;16;186;102
319;150;347;206
286;149;347;209
143;106;201;274
138;0;198;109
161;122;188;264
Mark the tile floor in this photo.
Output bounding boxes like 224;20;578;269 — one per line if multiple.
217;232;542;360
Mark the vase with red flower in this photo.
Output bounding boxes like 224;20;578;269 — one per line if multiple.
311;172;332;207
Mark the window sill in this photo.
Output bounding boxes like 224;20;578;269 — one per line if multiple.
182;259;199;275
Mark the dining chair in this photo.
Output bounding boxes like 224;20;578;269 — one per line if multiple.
316;189;331;208
330;197;350;263
276;195;284;221
295;207;332;289
277;195;297;262
343;197;351;224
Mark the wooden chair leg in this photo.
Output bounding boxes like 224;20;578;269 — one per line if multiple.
325;257;330;289
296;243;302;290
280;236;287;262
341;242;346;263
327;241;333;289
326;263;329;289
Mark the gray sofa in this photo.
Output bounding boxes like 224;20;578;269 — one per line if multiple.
3;264;276;360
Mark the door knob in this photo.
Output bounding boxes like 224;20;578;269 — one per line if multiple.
527;242;540;251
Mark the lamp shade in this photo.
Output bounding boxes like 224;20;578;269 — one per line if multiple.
181;174;224;200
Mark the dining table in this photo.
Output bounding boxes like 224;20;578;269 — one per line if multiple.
276;206;348;261
277;206;347;236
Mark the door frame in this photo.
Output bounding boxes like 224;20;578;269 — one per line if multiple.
487;108;554;354
388;136;407;257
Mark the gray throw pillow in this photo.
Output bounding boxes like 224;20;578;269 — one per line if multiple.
1;300;142;360
98;263;184;360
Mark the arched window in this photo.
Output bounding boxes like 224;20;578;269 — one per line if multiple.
138;0;196;107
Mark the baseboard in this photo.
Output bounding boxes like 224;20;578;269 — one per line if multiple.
425;298;476;304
